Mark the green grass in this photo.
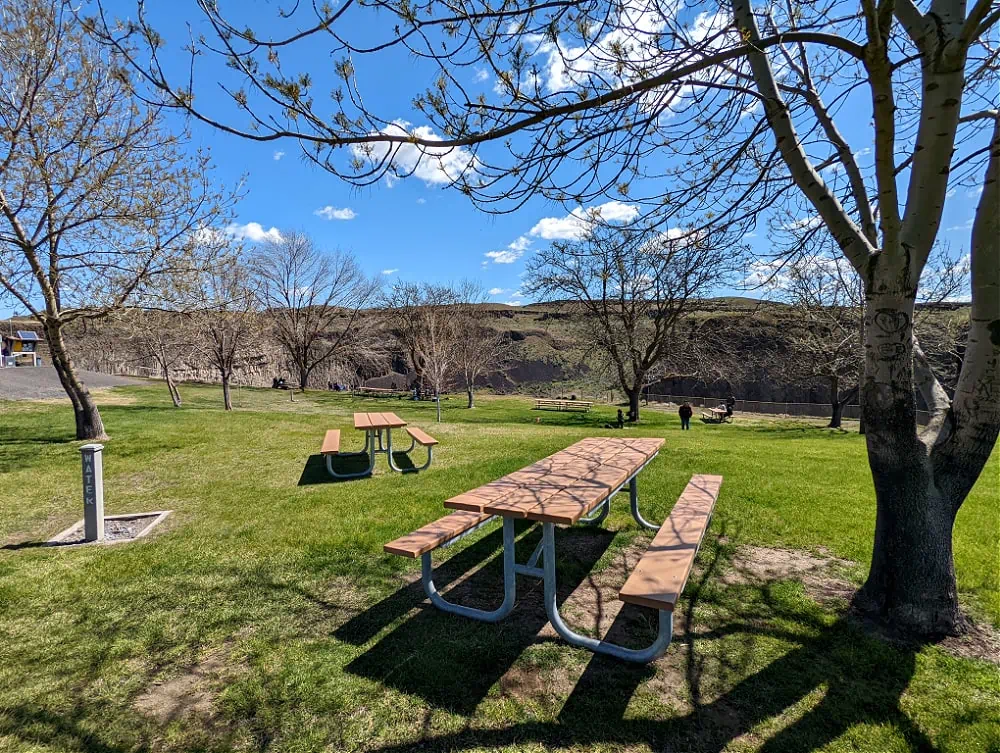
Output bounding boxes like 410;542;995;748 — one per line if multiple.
0;384;997;753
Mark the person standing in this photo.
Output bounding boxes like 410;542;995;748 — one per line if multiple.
678;402;693;430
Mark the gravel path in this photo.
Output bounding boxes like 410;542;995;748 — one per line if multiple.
0;366;141;400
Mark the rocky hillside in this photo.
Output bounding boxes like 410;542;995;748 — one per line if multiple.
1;298;968;408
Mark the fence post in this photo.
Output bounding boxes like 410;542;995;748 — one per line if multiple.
80;444;105;542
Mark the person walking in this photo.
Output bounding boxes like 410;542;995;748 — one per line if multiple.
678;402;693;430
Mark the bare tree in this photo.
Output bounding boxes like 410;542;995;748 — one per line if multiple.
387;282;465;422
253;231;382;390
196;255;259;411
95;0;1000;635
454;304;515;409
526;221;729;422
0;1;234;439
128;309;194;407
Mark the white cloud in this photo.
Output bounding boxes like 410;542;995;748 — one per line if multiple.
273;150;285;161
530;200;639;240
488;287;506;295
486;249;523;264
505;299;524;307
381;268;399;275
350;120;478;187
946;188;957;198
314;206;357;221
416;198;427;204
743;232;757;239
508;235;532;252
226;222;282;243
967;186;984;198
474;67;490;83
946;218;974;232
782;215;823;231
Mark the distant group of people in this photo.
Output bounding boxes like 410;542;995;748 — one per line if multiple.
327;381;348;391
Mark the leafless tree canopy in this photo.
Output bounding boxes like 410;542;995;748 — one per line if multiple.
0;0;236;438
126;309;196;407
253;231;383;390
526;221;730;420
195;252;260;411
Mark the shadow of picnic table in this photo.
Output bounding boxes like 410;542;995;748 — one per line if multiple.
336;522;941;753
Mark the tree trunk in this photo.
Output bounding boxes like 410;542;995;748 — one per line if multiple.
221;372;233;411
45;320;107;440
626;388;640;422
853;294;966;635
435;388;442;422
855;463;964;635
828;375;842;429
166;372;182;407
467;385;474;409
298;361;310;391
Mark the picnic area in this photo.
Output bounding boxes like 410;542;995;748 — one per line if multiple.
1;384;997;753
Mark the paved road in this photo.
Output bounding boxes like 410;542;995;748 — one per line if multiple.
0;366;141;401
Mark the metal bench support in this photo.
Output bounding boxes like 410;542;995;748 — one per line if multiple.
386;430;434;473
421;517;516;622
540;522;674;663
325;434;376;479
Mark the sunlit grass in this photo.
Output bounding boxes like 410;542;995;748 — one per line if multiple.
0;384;996;752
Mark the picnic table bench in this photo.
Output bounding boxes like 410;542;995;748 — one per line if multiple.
534;398;592;412
321;412;436;478
385;437;722;663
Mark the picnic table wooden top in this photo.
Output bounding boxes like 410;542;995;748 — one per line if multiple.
354;412;407;430
444;437;663;526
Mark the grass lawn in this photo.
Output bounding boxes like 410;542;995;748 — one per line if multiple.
0;384;997;753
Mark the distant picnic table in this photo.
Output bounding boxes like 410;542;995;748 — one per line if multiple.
385;437;723;663
320;412;437;479
702;406;733;424
534;398;592;412
352;386;408;398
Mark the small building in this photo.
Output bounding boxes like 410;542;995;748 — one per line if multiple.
1;330;43;367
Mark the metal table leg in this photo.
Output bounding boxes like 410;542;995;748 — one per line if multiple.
540;522;673;663
629;476;659;531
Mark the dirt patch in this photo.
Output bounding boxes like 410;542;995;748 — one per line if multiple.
936;619;1000;665
724;545;1000;665
135;653;234;724
722;545;856;606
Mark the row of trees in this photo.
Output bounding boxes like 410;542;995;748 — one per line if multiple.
111;250;515;417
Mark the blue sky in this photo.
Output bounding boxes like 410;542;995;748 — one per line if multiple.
1;1;983;318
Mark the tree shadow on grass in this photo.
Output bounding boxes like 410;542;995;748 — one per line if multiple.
346;526;941;753
342;525;616;715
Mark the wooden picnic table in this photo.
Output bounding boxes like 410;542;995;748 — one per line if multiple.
385;436;724;663
320;412;437;479
354;411;407;431
399;436;711;662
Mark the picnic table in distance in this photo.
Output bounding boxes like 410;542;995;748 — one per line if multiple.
384;437;723;663
320;412;437;479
